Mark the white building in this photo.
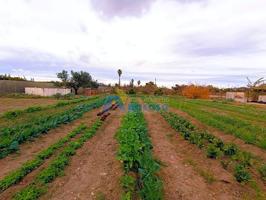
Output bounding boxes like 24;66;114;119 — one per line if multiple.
225;92;247;103
258;95;266;103
25;87;71;97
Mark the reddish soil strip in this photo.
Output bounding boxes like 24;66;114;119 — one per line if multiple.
0;98;58;114
41;110;123;200
169;107;266;162
0;108;100;179
144;111;253;200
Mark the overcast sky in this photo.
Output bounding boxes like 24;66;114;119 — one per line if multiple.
0;0;265;87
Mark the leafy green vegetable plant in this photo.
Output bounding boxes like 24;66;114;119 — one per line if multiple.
116;102;163;200
0;96;118;159
13;120;103;200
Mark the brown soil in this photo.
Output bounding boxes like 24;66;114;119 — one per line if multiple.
0;150;59;200
0;108;102;200
169;107;266;162
40;109;123;200
0;98;58;114
0;108;100;179
144;111;253;200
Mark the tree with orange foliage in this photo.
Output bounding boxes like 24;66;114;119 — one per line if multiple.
182;85;210;99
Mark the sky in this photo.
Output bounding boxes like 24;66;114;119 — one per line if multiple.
0;0;266;88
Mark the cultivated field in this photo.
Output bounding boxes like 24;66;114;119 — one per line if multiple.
0;98;59;114
0;94;266;200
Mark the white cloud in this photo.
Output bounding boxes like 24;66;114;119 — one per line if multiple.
0;0;265;87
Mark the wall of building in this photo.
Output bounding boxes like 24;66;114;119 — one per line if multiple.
226;92;247;103
25;87;71;96
258;95;266;103
0;80;55;94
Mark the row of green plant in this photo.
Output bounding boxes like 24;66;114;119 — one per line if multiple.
116;109;163;200
141;96;167;112
166;97;266;149
160;111;266;187
128;102;142;112
13;119;103;200
179;99;266;129
0;124;87;193
189;98;266;121
0;96;117;159
2;96;99;119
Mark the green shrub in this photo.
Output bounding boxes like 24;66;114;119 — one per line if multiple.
8;141;19;152
206;144;223;159
3;110;22;119
223;143;238;156
234;164;251;182
127;88;136;95
188;133;204;148
154;89;163;96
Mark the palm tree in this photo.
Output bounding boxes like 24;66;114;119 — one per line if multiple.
137;80;141;87
117;69;122;87
130;79;134;87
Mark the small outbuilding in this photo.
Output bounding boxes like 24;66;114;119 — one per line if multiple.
226;92;247;103
25;87;71;97
83;88;98;96
258;95;266;103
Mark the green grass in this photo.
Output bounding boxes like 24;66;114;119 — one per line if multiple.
163;97;266;150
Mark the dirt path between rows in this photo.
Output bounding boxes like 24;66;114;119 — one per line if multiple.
169;107;266;162
0;98;59;114
0;108;100;179
144;111;253;200
41;109;123;200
